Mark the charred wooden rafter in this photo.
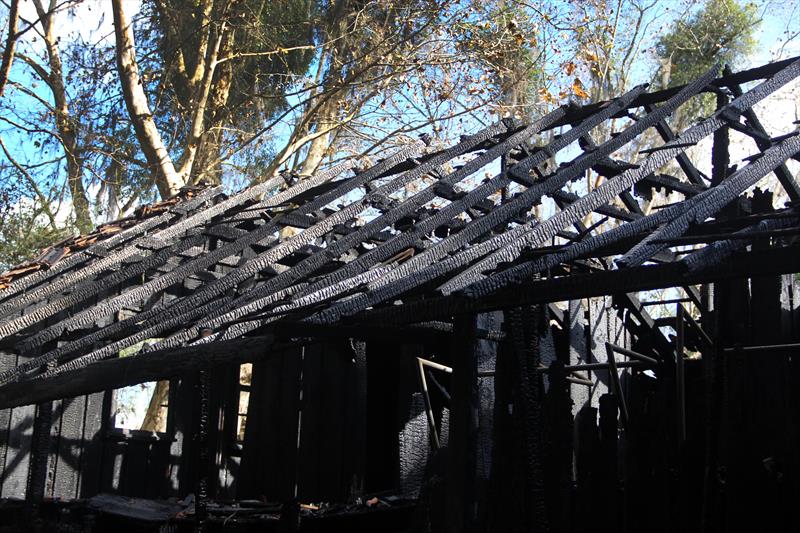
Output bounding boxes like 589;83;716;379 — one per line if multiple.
0;58;798;400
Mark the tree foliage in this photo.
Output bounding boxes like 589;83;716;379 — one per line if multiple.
656;0;759;118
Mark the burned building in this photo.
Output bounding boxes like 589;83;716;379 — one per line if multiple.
0;58;799;532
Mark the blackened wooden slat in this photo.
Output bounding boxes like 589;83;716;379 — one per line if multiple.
296;344;323;501
78;391;104;497
0;350;15;493
52;396;85;499
238;348;281;499
446;315;479;532
44;399;63;499
0;335;276;410
345;339;367;500
275;350;302;501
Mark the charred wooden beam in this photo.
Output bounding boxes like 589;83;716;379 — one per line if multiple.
443;60;799;296
723;65;800;202
446;315;480;532
0;335;275;410
354;243;800;325
547;55;799;130
617;134;800;268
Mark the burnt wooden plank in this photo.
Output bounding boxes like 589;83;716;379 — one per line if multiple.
0;350;15;494
52;396;86;499
0;335;276;410
446;315;480;532
344;339;367;499
357;242;800;325
297;344;323;501
239;349;281;499
78;391;105;497
274;349;302;501
318;343;347;500
43;399;63;499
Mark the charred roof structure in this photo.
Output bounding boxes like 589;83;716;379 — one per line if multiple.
0;58;799;532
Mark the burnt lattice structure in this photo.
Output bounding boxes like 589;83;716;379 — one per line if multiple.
0;58;799;532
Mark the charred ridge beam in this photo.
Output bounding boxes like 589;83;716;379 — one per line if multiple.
675;209;800;237
500;208;795;303
547;56;799;130
682;214;800;273
0;335;276;410
518;233;676;264
352;243;800;325
270;320;504;342
449;60;799;298
651;225;800;246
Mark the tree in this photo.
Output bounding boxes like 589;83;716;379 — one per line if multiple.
113;0;184;197
656;0;759;117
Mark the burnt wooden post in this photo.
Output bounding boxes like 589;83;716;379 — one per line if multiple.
447;314;479;533
345;339;367;499
710;90;730;188
598;393;619;532
545;359;573;532
26;354;52;502
194;368;210;532
507;305;549;532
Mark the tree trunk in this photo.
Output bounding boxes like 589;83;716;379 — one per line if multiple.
298;94;339;176
31;0;93;234
112;0;184;199
0;0;19;97
140;380;170;433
